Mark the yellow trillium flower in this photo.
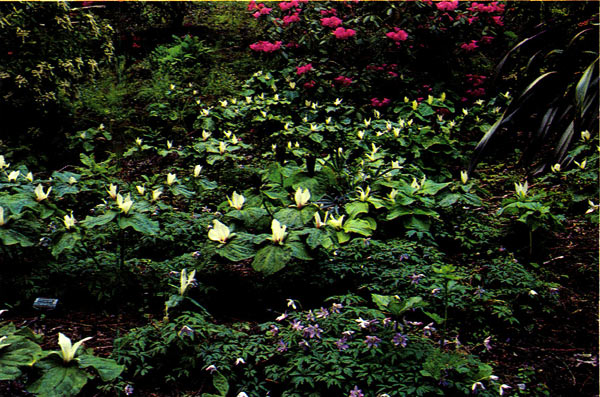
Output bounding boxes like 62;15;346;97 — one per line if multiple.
327;214;344;230
64;213;76;230
179;268;196;296
227;192;245;210
0;155;9;169
152;189;162;201
219;142;227;154
357;186;371;202
136;185;145;195
515;181;528;199
58;333;92;363
460;170;469;184
167;173;177;186
550;164;561;173
294;187;310;208
314;212;328;228
34;184;51;202
26;172;33;182
208;219;233;244
270;219;286;245
116;193;133;214
0;206;6;226
194;165;202;178
7;170;19;182
107;184;118;200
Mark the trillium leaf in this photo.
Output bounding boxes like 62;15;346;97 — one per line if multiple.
215;234;255;262
0;228;33;247
77;354;124;382
274;208;303;228
117;213;159;235
81;211;117;229
0;193;37;215
51;232;81;257
345;201;369;219
252;245;291;275
0;335;42;381
343;218;375;236
27;363;90;397
287;241;312;261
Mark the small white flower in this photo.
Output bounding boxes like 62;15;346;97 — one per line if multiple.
235;357;246;365
286;299;297;310
205;364;217;373
499;384;512;395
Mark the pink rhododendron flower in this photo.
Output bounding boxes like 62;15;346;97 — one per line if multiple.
248;0;257;11
371;97;391;107
466;88;486;97
466;74;487;86
480;35;494;44
386;27;408;44
436;1;458;11
249;41;282;53
334;75;353;86
467;16;479;24
468;2;505;13
492;16;504;26
283;13;301;26
320;8;337;16
286;41;300;48
460;40;478;51
303;80;316;89
388;71;398;78
296;63;313;75
321;16;343;28
333;27;356;40
279;0;299;11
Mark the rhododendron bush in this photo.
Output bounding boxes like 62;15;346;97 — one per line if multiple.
247;0;508;107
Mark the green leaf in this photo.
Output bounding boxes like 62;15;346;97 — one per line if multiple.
306;228;326;249
438;193;460;207
28;362;90;397
0;193;37;215
287;241;312;260
52;232;81;257
215;233;256;261
274;208;303;228
420;180;450;195
171;185;194;198
343;218;375;236
252;245;291;275
0;334;42;381
0;228;33;247
118;213;159;235
212;371;229;396
371;294;393;311
336;231;351;244
77;354;124;382
81;212;117;229
345;201;369;219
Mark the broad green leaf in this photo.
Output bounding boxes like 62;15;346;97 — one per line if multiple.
345;201;369;219
0;228;33;247
336;231;351;244
215;234;256;262
0;335;42;381
252;245;291;275
274;208;303;228
438;193;460;207
343;218;375;236
28;362;90;397
171;185;194;198
371;294;393;311
0;193;37;215
212;371;229;396
52;232;81;257
420;180;450;196
306;228;326;249
77;354;124;382
287;241;312;261
81;212;117;229
118;213;159;235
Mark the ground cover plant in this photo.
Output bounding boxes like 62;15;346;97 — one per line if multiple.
0;1;598;396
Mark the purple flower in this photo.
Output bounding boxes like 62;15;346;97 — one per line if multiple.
365;335;381;348
392;333;408;347
331;303;343;313
483;336;492;351
298;339;310;350
124;385;134;396
303;324;323;339
306;310;316;322
178;325;194;337
277;339;288;352
290;319;304;332
382;317;392;327
316;307;329;319
423;322;436;337
335;337;349;351
474;286;486;297
268;325;279;336
349;385;364;397
409;273;425;285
